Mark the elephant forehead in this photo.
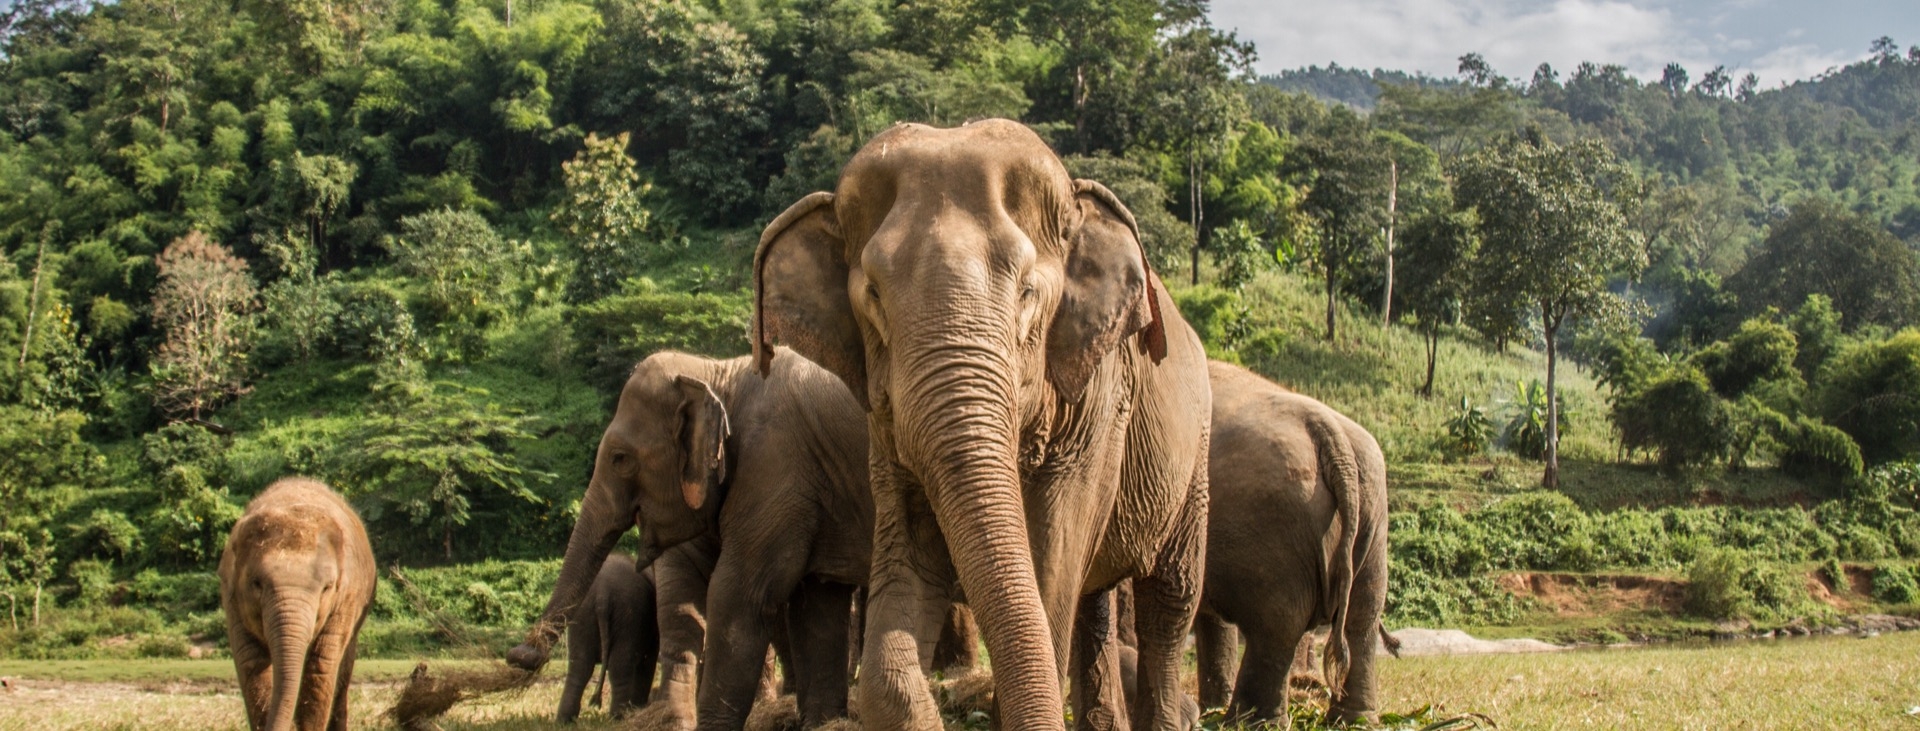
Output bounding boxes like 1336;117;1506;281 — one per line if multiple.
838;122;1070;253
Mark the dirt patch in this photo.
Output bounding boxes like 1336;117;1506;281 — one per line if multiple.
1498;573;1686;617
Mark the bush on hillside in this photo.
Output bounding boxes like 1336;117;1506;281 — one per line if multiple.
1780;416;1865;480
1874;564;1919;604
1684;548;1813;621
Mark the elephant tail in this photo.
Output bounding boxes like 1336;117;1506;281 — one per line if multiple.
1307;408;1364;701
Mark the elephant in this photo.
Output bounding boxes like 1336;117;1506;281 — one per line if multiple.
218;477;377;731
1191;362;1390;726
754;118;1212;731
557;553;659;723
506;348;874;731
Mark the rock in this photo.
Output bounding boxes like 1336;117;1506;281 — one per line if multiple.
1380;629;1564;656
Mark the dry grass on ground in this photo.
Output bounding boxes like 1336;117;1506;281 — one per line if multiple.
3;632;1919;730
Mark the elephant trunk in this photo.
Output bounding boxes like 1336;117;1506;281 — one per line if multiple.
895;346;1061;730
508;479;628;671
263;596;317;731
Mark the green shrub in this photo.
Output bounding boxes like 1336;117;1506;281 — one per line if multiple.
1817;329;1920;463
1822;558;1848;589
1780;416;1864;479
1384;569;1522;627
129;570;221;613
1611;366;1731;471
1441;396;1493;460
568;278;750;397
67;559;116;608
1873;564;1920;604
1684;549;1812;621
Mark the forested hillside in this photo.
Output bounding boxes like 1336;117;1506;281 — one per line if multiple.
2;0;1918;654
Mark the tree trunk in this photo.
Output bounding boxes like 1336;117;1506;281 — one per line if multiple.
444;518;453;562
32;585;41;626
1382;161;1397;326
1072;63;1087;152
1542;309;1561;490
1189;149;1204;286
1421;328;1438;397
18;234;46;369
1324;248;1339;342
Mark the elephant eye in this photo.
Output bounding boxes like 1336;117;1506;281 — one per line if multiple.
1020;284;1037;302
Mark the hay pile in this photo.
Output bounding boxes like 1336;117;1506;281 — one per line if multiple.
384;661;537;730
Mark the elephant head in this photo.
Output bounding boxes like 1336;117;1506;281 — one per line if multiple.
222;506;351;731
507;353;731;671
754;119;1165;728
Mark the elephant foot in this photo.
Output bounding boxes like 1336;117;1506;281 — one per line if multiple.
744;694;802;731
934;669;993;718
1326;703;1377;728
627;700;697;731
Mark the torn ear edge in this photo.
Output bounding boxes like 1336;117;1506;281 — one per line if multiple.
673;375;730;511
753;191;840;377
1073;180;1167;364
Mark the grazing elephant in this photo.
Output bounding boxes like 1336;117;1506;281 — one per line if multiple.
755;118;1212;731
507;348;873;731
219;477;377;731
557;553;659;723
1193;362;1390;726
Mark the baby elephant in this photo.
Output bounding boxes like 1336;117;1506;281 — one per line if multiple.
558;553;660;723
219;478;377;731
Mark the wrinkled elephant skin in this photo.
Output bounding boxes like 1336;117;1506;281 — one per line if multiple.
755;119;1212;731
557;554;659;723
219;478;377;731
508;349;872;731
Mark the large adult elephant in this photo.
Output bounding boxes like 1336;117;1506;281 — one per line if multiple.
1193;362;1390;726
506;349;872;731
754;119;1212;731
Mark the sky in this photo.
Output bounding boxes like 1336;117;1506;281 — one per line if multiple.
1209;0;1920;87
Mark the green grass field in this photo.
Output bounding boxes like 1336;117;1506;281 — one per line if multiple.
4;632;1916;730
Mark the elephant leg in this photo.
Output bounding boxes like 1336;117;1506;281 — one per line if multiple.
1129;481;1207;731
229;623;273;731
1071;587;1129;731
327;629;361;731
787;578;855;727
696;548;807;730
559;615;598;723
1194;611;1238;710
635;572;661;707
932;603;979;672
1328;534;1389;725
606;612;643;719
653;542;715;731
1227;612;1312;727
298;622;352;731
857;472;951;731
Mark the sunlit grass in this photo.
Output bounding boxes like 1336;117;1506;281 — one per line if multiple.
5;632;1919;730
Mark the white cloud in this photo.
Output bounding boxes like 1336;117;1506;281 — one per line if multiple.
1214;0;1693;79
1211;0;1868;86
1740;44;1863;87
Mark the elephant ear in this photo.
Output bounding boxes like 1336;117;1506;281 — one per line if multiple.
1046;179;1167;399
754;192;868;409
674;376;730;511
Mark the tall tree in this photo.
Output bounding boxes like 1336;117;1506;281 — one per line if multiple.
1724;198;1920;331
149;232;258;421
1288;108;1391;341
552;132;657;303
1146;19;1252;284
1454;137;1644;488
1397;209;1478;396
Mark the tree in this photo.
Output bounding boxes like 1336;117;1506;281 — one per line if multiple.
1453;138;1645;488
1289;108;1391;341
351;369;545;561
384;208;524;359
1724;198;1920;331
1146;20;1252;284
552;132;657;303
1817;329;1920;464
150;232;258;421
1659;63;1689;99
1397;209;1478;396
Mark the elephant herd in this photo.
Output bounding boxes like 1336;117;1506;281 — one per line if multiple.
214;119;1391;731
